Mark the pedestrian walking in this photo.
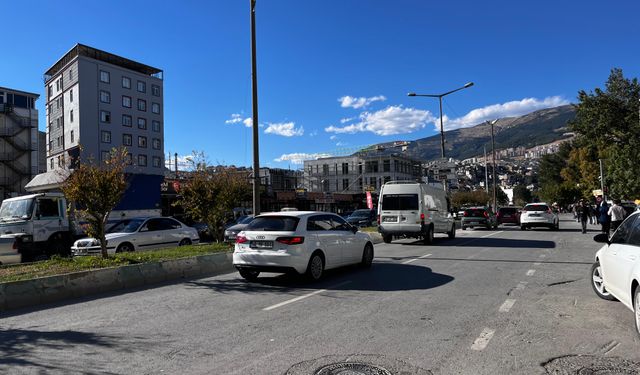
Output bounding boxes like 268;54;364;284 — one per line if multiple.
608;199;627;232
579;200;590;234
589;205;597;225
599;199;610;236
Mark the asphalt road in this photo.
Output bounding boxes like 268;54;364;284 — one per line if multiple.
2;214;639;374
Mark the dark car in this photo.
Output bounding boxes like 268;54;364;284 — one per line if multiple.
497;207;521;226
224;215;255;242
346;209;377;227
461;207;497;230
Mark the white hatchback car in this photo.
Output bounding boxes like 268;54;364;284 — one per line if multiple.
591;212;640;336
520;202;559;230
233;211;374;281
71;217;200;256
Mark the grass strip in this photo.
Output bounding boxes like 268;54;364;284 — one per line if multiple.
0;243;231;283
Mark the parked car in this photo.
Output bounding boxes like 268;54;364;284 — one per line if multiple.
224;215;255;242
233;211;374;282
461;207;497;230
377;181;455;244
590;212;640;336
520;202;559;230
497;206;521;226
346;209;377;227
71;217;200;256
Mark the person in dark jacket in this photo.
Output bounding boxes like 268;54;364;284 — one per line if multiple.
579;200;590;234
599;200;610;236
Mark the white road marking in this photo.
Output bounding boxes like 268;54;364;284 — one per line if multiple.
471;328;496;351
482;231;504;238
533;262;541;266
456;231;504;246
402;253;432;264
262;281;352;311
499;299;516;313
516;281;528;290
526;269;536;276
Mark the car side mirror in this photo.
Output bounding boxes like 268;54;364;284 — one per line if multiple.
351;226;358;234
593;233;609;244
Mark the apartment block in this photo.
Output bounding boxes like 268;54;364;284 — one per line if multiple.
0;87;39;198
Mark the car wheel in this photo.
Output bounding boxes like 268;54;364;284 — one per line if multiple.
461;226;466;231
179;238;192;246
306;252;325;281
447;224;456;239
361;243;374;268
555;222;560;231
520;225;526;231
590;262;616;301
383;234;392;244
423;225;434;245
634;286;640;338
238;268;260;282
116;242;134;253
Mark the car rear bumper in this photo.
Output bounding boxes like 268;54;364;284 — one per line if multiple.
378;224;423;236
461;218;489;227
233;250;308;274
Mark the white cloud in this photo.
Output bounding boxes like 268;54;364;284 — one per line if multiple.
336;141;348;146
264;122;304;137
438;96;570;131
339;95;386;109
329;135;338;141
309;130;318;137
274;152;331;165
243;118;253;127
226;113;253;128
325;105;435;136
340;117;356;124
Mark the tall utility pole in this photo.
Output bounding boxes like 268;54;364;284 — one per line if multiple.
484;146;488;193
599;158;605;201
250;0;260;215
488;120;498;212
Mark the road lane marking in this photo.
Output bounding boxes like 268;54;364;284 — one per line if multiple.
471;328;496;351
262;281;352;311
499;299;516;313
533;262;541;266
402;253;432;264
481;231;504;238
456;231;505;246
526;269;536;276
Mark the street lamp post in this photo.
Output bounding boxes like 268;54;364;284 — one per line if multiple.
407;82;474;159
487;119;498;212
250;0;260;215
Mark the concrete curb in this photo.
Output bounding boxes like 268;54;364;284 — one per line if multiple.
0;252;235;312
367;232;383;244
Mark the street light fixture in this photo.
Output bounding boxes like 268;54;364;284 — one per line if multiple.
407;82;474;160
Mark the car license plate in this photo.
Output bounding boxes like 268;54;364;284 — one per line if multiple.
470;221;478;225
383;216;397;223
529;214;540;217
250;240;273;249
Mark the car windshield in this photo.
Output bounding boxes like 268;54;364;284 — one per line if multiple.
237;216;254;225
465;209;487;217
524;205;549;212
245;216;299;231
350;210;371;218
0;198;34;220
382;194;419;210
107;218;146;233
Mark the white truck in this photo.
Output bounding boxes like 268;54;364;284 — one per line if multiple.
377;181;456;244
0;192;160;262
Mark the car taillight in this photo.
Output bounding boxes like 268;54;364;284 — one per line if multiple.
484;211;489;218
276;236;305;245
236;235;248;244
12;240;17;250
420;213;425;220
463;211;468;217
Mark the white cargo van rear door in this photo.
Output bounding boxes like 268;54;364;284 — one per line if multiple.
380;193;421;226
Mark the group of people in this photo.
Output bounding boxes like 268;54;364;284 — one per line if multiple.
575;197;627;235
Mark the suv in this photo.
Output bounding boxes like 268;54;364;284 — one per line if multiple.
461;207;497;230
520;203;559;230
497;207;520;226
346;209;377;227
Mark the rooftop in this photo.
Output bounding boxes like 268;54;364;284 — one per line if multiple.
0;86;39;98
44;43;163;83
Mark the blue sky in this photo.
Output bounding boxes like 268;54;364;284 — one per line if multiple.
2;0;639;169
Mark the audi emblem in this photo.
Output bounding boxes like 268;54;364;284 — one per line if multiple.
256;235;265;239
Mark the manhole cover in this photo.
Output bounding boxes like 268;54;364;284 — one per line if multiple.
542;355;640;374
315;362;392;375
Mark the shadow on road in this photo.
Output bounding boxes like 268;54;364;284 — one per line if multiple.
397;237;556;248
0;328;122;373
187;263;454;294
376;256;592;266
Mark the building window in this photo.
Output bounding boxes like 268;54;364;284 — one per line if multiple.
56;118;61;129
341;163;349;174
122;76;131;89
100;110;111;123
151;85;160;96
122;96;131;108
100;70;110;83
152;138;161;150
70;130;74;143
152;121;161;132
152;156;161;168
55;79;60;91
48;85;52;98
138;154;147;167
48;140;53;151
50;158;54;170
101;131;111;143
151;102;160;114
342;179;349;191
137;99;146;111
100;91;111;103
137;117;147;130
122;133;132;146
122;114;132;127
70;110;74;123
383;159;390;172
137;81;146;93
56;137;61;147
102;151;110;162
126;153;133;165
70;89;73;102
138;136;147;148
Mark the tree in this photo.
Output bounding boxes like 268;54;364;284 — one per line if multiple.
62;148;128;258
513;185;532;206
177;152;252;242
451;190;490;208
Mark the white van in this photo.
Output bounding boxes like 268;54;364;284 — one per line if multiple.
377;181;455;244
